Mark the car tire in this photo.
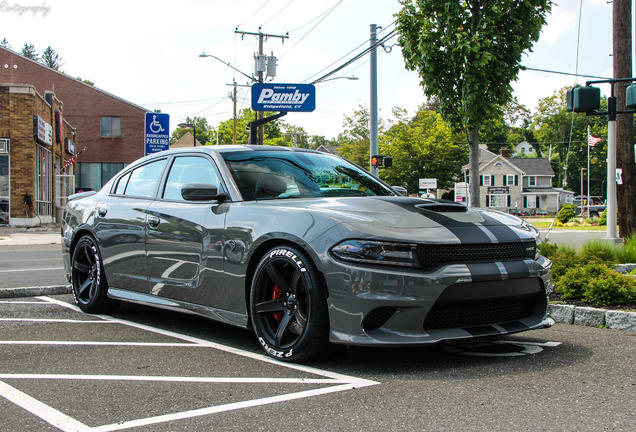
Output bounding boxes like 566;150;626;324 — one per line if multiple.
71;235;120;313
250;245;330;362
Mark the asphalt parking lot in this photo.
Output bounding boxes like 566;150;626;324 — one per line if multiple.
1;294;634;432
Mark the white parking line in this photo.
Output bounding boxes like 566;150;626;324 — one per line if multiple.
0;267;64;273
0;374;344;384
0;295;379;432
0;318;114;323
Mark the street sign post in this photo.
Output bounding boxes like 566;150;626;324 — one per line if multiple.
145;112;170;155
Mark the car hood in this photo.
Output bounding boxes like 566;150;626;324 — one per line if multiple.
261;196;538;244
263;196;527;229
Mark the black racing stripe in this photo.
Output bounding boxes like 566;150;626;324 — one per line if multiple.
498;321;529;333
479;213;523;243
464;325;498;336
467;263;502;282
375;197;493;243
502;261;531;279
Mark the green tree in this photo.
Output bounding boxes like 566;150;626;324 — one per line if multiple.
381;106;468;193
76;77;95;86
40;46;63;70
1;38;11;49
215;108;285;145
336;104;385;168
532;87;607;194
21;43;38;60
396;0;552;206
281;124;309;148
308;135;337;150
171;116;214;146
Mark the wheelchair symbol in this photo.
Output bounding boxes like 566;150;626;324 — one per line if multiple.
149;115;165;133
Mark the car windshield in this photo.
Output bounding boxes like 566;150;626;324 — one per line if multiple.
221;150;395;200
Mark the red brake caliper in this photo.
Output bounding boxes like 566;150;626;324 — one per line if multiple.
272;285;283;324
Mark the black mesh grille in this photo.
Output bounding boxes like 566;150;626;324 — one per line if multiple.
363;307;397;331
417;241;536;270
423;297;537;329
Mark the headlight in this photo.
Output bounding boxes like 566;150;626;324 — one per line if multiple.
330;240;419;267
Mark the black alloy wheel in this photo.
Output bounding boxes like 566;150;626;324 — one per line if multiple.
71;235;119;313
250;246;330;362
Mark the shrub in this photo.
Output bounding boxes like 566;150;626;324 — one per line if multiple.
549;245;582;282
555;262;636;307
616;233;636;263
579;239;617;264
537;240;558;259
557;205;577;224
599;208;607;226
584;272;636;307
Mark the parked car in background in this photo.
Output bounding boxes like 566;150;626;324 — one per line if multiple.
61;145;554;362
533;209;550;217
508;209;525;216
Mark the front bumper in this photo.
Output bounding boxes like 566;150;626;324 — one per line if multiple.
325;256;553;346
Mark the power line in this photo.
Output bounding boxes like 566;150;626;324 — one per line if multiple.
307;28;397;84
279;0;344;59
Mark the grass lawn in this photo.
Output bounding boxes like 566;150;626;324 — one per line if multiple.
528;221;609;230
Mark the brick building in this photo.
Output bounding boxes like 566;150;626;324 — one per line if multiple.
0;46;149;198
0;84;76;225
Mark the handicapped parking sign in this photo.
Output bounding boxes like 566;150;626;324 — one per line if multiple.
145;112;170;155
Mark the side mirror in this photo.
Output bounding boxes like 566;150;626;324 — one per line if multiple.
181;183;225;201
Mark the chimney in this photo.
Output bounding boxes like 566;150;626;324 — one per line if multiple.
500;147;510;158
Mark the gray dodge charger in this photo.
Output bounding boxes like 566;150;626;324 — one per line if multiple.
62;145;553;362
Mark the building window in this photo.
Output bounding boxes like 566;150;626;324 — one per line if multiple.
506;174;515;185
482;175;491;186
35;145;52;216
101;117;122;137
528;176;537;186
77;162;127;191
487;194;509;208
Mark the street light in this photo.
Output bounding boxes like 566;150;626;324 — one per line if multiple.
315;76;360;83
178;123;197;147
199;53;256;82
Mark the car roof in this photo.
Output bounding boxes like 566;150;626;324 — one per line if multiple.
155;145;324;157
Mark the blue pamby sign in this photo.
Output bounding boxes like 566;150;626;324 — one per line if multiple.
251;83;316;112
144;112;170;155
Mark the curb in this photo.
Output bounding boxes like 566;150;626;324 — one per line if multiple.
548;304;636;332
0;285;71;299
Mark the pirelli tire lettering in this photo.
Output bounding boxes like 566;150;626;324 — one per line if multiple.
250;246;330;362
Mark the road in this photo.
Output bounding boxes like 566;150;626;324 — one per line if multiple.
0;244;67;289
0;295;634;431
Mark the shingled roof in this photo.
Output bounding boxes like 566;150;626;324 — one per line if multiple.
506;157;555;176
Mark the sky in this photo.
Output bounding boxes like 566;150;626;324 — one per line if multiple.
0;0;620;140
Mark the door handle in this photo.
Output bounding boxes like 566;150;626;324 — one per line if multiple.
96;207;107;217
148;216;160;229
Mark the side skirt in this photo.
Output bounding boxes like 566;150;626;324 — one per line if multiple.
107;288;249;329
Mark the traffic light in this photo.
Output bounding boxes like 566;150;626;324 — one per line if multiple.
371;155;384;167
383;156;393;167
566;86;601;113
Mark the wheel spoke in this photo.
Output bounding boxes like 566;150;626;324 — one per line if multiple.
78;277;93;298
274;313;294;346
255;298;286;314
266;263;291;295
73;261;91;275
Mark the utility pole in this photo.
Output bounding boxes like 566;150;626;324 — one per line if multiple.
613;0;635;238
369;24;379;177
235;27;289;145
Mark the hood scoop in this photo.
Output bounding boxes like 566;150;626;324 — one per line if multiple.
415;202;468;213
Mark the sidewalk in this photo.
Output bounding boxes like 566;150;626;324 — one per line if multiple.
0;224;61;246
